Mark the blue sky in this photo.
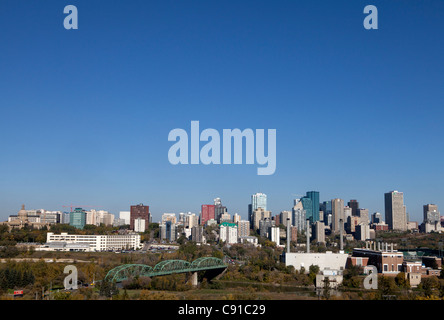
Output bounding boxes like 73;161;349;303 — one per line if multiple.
0;0;443;222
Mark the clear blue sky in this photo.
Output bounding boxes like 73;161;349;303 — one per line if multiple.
0;0;443;222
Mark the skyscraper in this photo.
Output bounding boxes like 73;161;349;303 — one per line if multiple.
292;199;306;232
384;191;407;231
348;200;359;216
304;191;320;222
249;193;267;225
300;197;313;224
356;208;369;225
423;204;440;233
130;203;150;232
70;207;86;229
331;198;344;233
201;204;215;225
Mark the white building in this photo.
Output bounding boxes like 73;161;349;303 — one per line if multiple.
134;217;146;233
119;211;131;225
284;251;349;273
44;232;142;251
270;226;280;245
220;222;238;245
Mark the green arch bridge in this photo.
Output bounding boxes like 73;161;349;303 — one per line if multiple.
104;257;227;283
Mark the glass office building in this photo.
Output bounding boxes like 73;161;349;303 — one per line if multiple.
70;208;86;229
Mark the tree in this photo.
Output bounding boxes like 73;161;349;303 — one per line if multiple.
395;272;410;289
421;276;439;297
99;279;119;298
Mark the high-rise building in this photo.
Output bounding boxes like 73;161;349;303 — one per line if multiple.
372;212;382;224
357;208;369;225
214;198;227;223
249;193;267;224
70;208;86;230
119;211;130;225
134;217;146;232
292;199;306;232
130;204;150;232
252;207;271;231
162;213;177;224
300;197;313;224
201;205;215;225
191;225;204;243
280;211;292;227
304;191;320;222
160;221;176;242
259;218;275;238
344;206;352;222
220;222;238;244
313;221;325;244
423;204;440;233
237;220;250;238
270;226;280;245
321;201;332;226
331;198;344;233
348;200;359;216
384;191;407;231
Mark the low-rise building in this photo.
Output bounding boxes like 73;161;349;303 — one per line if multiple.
44;232;141;251
352;245;403;274
284;251;349;273
315;269;343;288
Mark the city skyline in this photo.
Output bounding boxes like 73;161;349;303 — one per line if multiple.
1;1;443;224
1;188;441;224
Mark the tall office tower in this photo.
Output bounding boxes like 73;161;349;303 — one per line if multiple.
300;197;313;223
214;198;227;223
130;203;150;232
70;208;86;229
259;218;275;238
356;208;369;225
331;198;344;233
372;212;382;224
292;199;306;232
344;206;352;221
321;201;332;226
200;204;215;225
160;221;176;242
423;204;440;233
384;191;407;231
313;221;325;244
237;220;250;238
304;191;320;222
252;207;272;231
274;214;280;226
280;211;292;227
348;200;359;216
119;211;130;225
233;213;241;224
214;197;222;206
249;193;267;224
191;225;204;243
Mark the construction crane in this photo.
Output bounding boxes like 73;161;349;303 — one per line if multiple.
62;205;98;212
